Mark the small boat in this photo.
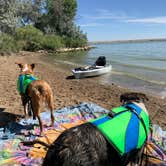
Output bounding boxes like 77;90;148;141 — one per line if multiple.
72;65;112;79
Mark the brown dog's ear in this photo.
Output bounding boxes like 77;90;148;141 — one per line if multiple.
15;62;23;68
30;64;35;70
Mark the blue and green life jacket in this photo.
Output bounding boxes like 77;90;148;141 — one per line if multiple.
17;74;38;94
90;103;149;156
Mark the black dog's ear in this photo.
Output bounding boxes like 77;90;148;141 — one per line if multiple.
120;92;149;103
30;64;35;70
120;93;129;103
15;62;23;68
138;93;149;102
120;94;125;103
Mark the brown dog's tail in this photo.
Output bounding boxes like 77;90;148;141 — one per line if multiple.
33;83;54;111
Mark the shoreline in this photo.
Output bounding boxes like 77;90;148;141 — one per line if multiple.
0;46;96;56
0;52;165;129
56;46;96;53
42;53;166;99
89;38;166;44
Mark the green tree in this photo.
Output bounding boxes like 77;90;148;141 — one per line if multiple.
0;0;18;34
35;0;87;47
0;0;44;33
17;0;44;26
0;0;88;51
0;33;19;53
15;25;44;51
36;0;77;35
63;25;87;47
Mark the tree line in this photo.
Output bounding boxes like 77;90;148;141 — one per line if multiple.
0;0;88;53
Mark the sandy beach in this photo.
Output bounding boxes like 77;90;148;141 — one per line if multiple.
0;52;165;129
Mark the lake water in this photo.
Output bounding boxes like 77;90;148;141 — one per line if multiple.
48;41;166;98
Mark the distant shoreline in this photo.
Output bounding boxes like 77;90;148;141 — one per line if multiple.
89;38;166;44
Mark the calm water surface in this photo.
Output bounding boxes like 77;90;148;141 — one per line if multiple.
45;41;166;98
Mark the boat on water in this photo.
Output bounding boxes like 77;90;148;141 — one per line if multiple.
72;56;112;79
72;65;112;79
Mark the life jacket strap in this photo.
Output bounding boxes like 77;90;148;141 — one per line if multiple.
108;109;128;118
125;105;148;140
110;104;148;141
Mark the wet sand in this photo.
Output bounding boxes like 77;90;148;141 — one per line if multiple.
0;52;165;129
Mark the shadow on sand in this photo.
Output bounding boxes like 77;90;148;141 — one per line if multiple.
0;107;23;127
66;75;75;79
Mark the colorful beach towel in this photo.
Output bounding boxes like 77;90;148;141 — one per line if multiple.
0;102;165;166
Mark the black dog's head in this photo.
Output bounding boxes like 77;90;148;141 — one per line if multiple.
120;92;148;104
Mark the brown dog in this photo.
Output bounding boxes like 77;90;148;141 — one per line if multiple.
16;63;54;135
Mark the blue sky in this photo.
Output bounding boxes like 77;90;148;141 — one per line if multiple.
75;0;166;41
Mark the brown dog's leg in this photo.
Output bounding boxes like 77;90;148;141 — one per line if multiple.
47;93;54;127
23;104;28;118
36;113;43;136
21;95;28;118
50;109;54;127
31;98;43;135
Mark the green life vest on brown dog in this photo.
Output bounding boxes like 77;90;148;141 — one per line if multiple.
17;74;38;94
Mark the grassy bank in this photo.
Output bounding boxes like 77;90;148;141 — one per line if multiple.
0;25;88;54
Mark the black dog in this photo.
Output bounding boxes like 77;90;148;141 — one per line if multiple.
43;92;149;166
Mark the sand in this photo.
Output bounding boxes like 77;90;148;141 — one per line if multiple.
0;52;165;129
